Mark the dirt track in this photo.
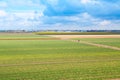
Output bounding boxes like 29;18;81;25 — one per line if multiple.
71;40;120;51
48;35;120;50
49;35;120;39
109;79;120;80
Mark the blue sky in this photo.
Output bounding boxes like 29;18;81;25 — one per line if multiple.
0;0;120;30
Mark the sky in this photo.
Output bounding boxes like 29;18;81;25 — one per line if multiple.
0;0;120;30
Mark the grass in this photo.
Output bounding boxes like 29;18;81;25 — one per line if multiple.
0;33;60;40
75;38;120;48
0;34;120;80
0;33;49;38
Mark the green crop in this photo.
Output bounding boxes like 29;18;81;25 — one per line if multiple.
0;34;120;80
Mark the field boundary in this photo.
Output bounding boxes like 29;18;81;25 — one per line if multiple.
0;38;60;40
71;40;120;51
0;59;120;67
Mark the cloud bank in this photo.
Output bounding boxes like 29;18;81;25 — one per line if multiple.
0;0;120;30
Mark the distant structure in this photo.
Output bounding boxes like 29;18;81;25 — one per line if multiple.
0;30;120;33
0;30;26;33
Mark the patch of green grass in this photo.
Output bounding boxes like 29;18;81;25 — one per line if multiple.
0;33;60;40
0;36;120;80
0;33;49;39
75;38;120;48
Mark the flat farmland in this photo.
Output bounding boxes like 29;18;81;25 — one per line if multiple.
0;33;49;38
76;38;120;48
0;33;59;40
0;33;120;80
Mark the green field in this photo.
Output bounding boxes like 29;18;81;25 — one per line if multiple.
76;38;120;48
36;32;120;35
0;34;120;80
0;33;49;38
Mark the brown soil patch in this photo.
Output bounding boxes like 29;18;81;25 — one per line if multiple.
49;35;120;39
108;79;120;80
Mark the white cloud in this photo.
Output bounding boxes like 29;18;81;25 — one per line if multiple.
99;20;111;26
13;11;43;20
8;0;35;6
0;10;7;17
0;10;43;30
46;0;58;5
81;0;100;5
0;10;120;30
81;0;91;4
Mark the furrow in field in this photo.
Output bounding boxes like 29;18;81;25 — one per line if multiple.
79;75;120;80
0;59;120;67
0;47;84;51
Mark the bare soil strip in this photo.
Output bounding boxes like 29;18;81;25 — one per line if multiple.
71;40;120;51
108;79;120;80
49;35;120;39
